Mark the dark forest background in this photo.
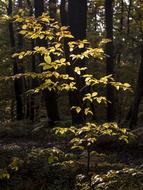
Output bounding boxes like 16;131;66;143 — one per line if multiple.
0;0;142;129
0;1;143;190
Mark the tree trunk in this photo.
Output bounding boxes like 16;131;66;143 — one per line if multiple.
120;0;124;31
49;0;57;19
116;0;124;123
68;0;87;40
129;45;143;129
17;0;25;118
26;0;36;121
34;0;59;126
65;0;87;124
8;0;23;120
60;0;68;26
105;0;115;122
127;0;132;35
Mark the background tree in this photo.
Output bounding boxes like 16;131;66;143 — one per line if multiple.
34;0;59;126
105;0;115;122
8;0;24;120
67;0;87;124
0;0;143;130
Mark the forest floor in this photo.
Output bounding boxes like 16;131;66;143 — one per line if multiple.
0;122;143;189
0;136;143;164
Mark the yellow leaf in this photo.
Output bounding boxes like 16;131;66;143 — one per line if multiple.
74;67;81;75
92;92;98;97
22;24;27;29
44;55;51;64
78;43;84;48
84;108;93;115
76;107;81;113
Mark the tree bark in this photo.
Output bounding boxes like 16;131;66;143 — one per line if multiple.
60;0;68;26
17;0;25;118
127;0;132;35
34;0;59;126
120;0;124;31
8;0;23;120
116;0;124;123
128;44;143;129
68;0;87;40
105;0;115;122
49;0;57;19
26;0;36;121
67;0;87;124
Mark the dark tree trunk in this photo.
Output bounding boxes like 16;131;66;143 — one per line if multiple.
68;0;87;40
65;0;87;124
116;0;124;123
60;0;68;26
49;0;57;19
91;5;98;121
17;0;24;49
127;0;132;35
94;7;97;32
128;45;143;129
120;0;124;31
105;0;115;122
34;0;44;18
29;40;36;122
8;0;23;120
17;0;25;118
60;0;76;122
34;0;59;126
26;0;36;121
26;0;33;16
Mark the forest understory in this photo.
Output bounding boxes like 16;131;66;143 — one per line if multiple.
1;0;143;189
